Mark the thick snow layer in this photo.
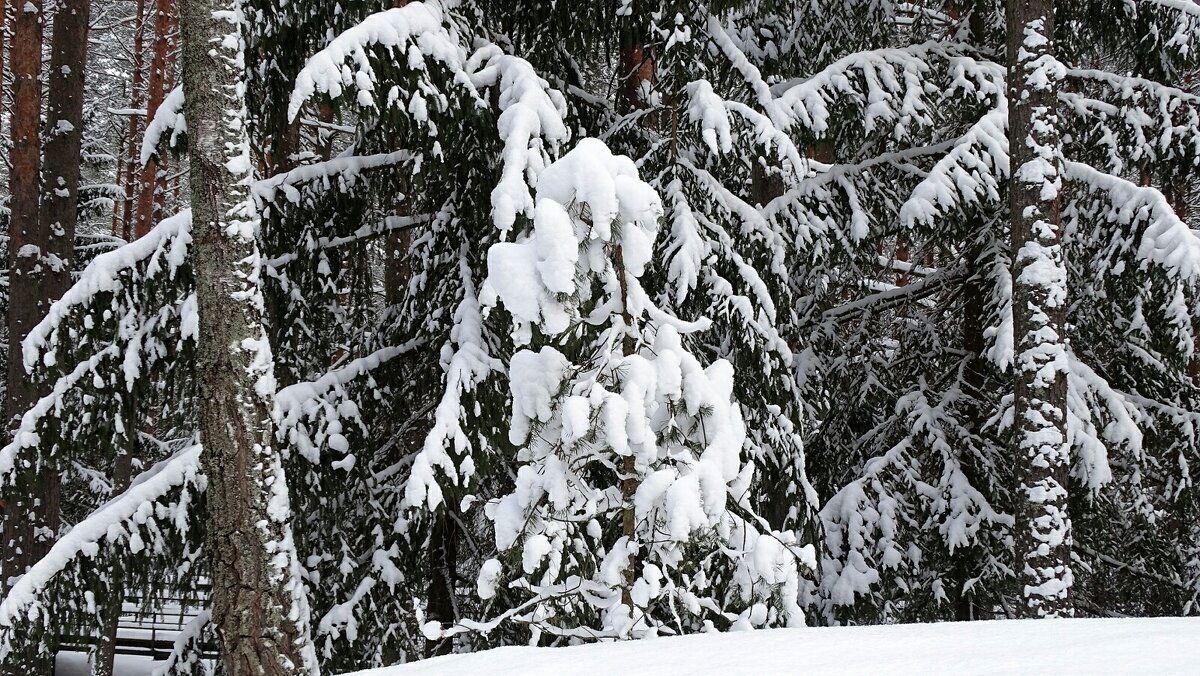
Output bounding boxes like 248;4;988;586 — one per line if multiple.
342;618;1200;676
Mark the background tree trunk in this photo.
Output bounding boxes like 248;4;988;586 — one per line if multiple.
115;0;149;239
1;0;81;671
134;0;175;238
1006;0;1073;618
180;0;317;672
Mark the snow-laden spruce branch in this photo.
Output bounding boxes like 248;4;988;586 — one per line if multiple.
22;209;193;371
275;339;424;465
1064;352;1144;491
287;1;479;123
774;41;970;135
0;446;203;640
821;385;1012;608
276;340;425;427
0;345;120;479
816;267;965;328
319;213;433;249
149;610;214;676
1147;0;1200;17
285;2;570;236
469;46;570;235
253;151;413;204
281;4;575;511
900;107;1009;227
1063;160;1200;280
703;14;788;129
1060;72;1200;173
1067;68;1200;107
141;85;186;165
405;256;501;511
684;78;808;190
0;210;194;481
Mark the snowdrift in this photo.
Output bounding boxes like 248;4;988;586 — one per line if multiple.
345;617;1199;675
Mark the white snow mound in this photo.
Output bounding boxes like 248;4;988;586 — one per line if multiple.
342;618;1200;675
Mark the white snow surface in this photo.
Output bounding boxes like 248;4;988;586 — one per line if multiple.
343;617;1199;676
56;652;159;676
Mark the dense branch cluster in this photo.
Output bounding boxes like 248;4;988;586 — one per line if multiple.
1;0;1199;672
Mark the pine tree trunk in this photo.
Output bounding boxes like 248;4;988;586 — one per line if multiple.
1006;0;1073;618
116;0;149;239
0;0;46;596
39;0;90;290
117;0;149;240
2;0;71;672
180;0;316;672
135;0;175;238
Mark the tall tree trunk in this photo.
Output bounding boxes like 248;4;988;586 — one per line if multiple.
134;0;175;238
1007;0;1073;618
2;0;62;672
950;0;991;622
180;0;316;673
39;0;90;293
116;0;149;240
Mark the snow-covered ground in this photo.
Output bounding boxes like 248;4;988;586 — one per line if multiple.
55;651;160;675
344;617;1200;676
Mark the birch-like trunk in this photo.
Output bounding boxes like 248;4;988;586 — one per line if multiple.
1006;0;1073;618
179;0;316;672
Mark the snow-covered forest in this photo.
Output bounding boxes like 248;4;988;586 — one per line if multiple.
1;0;1199;673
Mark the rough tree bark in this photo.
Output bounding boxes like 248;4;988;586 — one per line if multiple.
1006;0;1073;618
134;0;176;238
1;0;80;672
39;1;107;669
115;0;149;239
1;0;47;603
179;0;317;672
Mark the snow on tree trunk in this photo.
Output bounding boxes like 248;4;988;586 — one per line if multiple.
179;0;317;672
39;0;91;298
1006;0;1073;618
